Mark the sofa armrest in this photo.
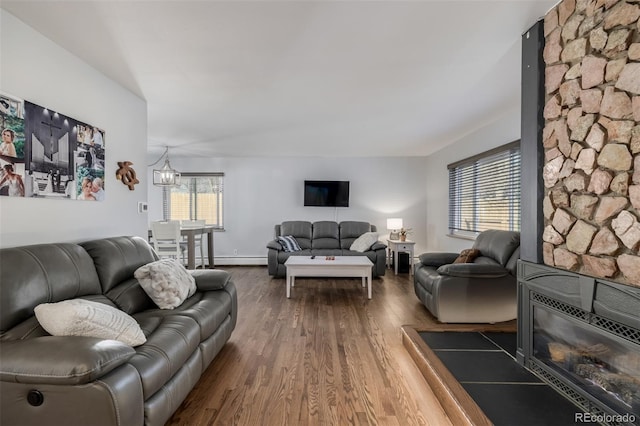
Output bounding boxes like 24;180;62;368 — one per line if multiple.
436;263;509;278
190;269;231;291
419;252;459;267
0;336;134;385
370;242;387;251
267;240;283;251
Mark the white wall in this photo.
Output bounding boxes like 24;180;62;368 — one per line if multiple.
0;9;522;257
148;156;428;264
146;112;521;265
424;108;521;253
0;10;148;247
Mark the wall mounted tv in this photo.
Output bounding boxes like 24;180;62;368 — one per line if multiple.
304;180;350;207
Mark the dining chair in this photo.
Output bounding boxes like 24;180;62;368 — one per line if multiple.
150;220;185;263
180;219;206;268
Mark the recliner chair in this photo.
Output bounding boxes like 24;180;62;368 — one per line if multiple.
414;230;520;323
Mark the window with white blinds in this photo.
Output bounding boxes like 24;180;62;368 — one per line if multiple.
163;173;224;229
448;141;521;238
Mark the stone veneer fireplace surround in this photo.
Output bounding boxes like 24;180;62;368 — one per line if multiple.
540;0;640;285
518;0;640;424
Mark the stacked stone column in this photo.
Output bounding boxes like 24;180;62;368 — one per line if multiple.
542;0;640;286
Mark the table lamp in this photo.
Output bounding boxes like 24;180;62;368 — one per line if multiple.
387;218;403;240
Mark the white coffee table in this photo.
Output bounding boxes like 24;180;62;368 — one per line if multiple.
284;255;374;299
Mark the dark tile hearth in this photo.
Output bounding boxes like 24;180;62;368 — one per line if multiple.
464;383;588;426
434;350;538;383
483;331;518;358
419;332;597;426
418;331;498;351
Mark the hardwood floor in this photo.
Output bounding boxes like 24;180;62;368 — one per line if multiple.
167;266;453;426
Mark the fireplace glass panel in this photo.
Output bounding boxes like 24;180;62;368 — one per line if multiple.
533;306;640;419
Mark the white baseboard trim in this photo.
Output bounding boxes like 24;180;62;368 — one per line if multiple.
214;256;267;266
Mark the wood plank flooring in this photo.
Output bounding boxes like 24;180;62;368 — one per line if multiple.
167;266;453;426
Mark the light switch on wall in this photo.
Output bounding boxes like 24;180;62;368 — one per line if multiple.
138;202;148;213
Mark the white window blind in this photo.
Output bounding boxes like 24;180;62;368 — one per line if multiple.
163;173;224;229
448;141;521;237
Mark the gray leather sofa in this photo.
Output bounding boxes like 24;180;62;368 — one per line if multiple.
414;230;520;323
267;221;386;278
0;236;237;426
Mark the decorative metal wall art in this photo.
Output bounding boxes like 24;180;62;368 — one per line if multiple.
116;161;139;190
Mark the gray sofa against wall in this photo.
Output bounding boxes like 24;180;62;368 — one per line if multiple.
414;230;520;323
267;220;387;278
0;236;237;426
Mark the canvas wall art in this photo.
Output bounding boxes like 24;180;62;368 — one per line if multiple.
0;92;105;201
0;93;26;197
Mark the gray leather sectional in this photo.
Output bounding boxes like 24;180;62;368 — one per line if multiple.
267;220;387;277
414;230;520;323
0;236;237;426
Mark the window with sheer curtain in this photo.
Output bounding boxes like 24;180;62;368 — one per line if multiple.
163;173;224;229
448;141;521;238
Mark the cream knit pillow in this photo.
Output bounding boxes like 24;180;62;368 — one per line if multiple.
134;259;196;309
350;232;379;252
34;299;146;346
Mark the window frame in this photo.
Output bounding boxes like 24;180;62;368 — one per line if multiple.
162;172;224;230
447;141;521;239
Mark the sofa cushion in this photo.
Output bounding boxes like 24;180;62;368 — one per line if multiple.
339;250;377;263
350;232;379;252
280;221;312;249
103;278;156;315
134;259;196;309
81;236;158;295
339;221;371;249
310;249;343;257
34;299;146;346
129;314;201;398
177;291;233;341
453;248;480;264
277;235;302;252
134;290;233;342
0;243;102;334
312;221;340;249
472;230;520;266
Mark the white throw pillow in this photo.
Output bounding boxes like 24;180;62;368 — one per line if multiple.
134;259;196;309
350;232;379;252
34;299;146;347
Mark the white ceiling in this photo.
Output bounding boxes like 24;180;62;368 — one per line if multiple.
1;0;556;158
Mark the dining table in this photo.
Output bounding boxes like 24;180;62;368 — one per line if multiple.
148;224;215;270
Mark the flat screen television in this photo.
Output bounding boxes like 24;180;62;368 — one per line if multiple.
304;180;349;207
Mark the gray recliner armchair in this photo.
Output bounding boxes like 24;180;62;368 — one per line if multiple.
414;230;520;323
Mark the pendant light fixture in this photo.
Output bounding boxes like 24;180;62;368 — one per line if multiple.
152;146;181;186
